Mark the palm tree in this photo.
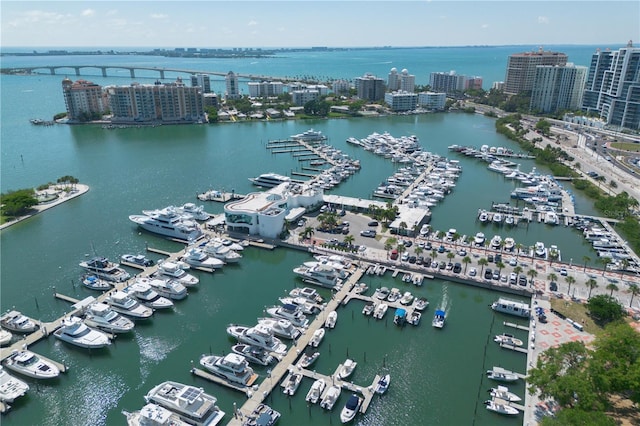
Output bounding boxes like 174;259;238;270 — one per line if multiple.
606;283;619;297
478;258;489;275
620;259;630;278
384;240;394;255
513;266;523;277
600;257;610;276
495;261;505;276
397;244;406;257
527;269;538;286
431;248;437;261
548;248;559;268
302;226;315;240
462;256;471;273
582;255;591;274
586;278;598;299
565;276;576;297
447;252;455;263
547;273;558;283
628;283;640;308
343;234;354;247
515;243;523;260
414;246;423;258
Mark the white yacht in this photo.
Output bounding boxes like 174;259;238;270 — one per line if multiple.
490;235;502;250
243;404;280;426
305;379;325;404
303;260;349;279
249;172;291;188
3;350;60;380
386;287;401;303
199;353;258;387
291;129;327;142
494;333;524;347
489;385;522;402
0;330;11;346
226;324;287;354
257;318;302;340
293;263;340;288
340;393;363;423
266;304;309;328
120;254;154;267
53;316;111;349
478;210;489;223
281;372;303;396
313;254;352;269
484;399;519;415
503;237;515;251
298;351;320;368
0;366;29;403
123;403;191;426
320;385;341;410
144;381;226;426
504;215;515;226
176;203;210;221
374;374;391;394
231;344;275;366
278;297;320;315
373;303;388;320
486;366;520;382
84;303;135;333
534;241;547;258
474;232;486;246
123;281;174;310
309;328;325;348
325;311;337;329
181;248;225;270
130;207;203;242
399;291;414;306
201;241;242;264
81;274;112;291
338;359;357;380
491;298;531;318
432;310;446;329
0;311;38;334
492;212;504;224
138;277;187;301
79;256;131;282
156;261;199;287
289;287;324;304
105;291;154;320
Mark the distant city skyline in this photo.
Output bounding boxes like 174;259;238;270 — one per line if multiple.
1;1;638;49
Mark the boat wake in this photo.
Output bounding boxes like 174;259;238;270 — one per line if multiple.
439;284;452;315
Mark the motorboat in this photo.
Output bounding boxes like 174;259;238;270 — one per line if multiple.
242;403;280;426
374;374;391;394
309;328;325;348
489;385;521;402
123;403;191;426
386;287;401;303
3;350;60;380
213;237;246;252
314;254;352;269
393;308;407;326
353;282;368;294
79;256;130;282
122;281;174;309
325;311;337;329
257;318;302;340
266;304;309;328
478;210;489;223
176;203;210;221
534;241;547;258
105;291;153;320
291;129;327;142
53;316;111;349
281;372;303;396
373;287;390;300
156;261;199;287
144;381;226;426
200;241;242;264
305;379;326;404
484;399;519;415
199;353;258;387
289;287;324;304
231;344;275;366
399;291;414;305
492;212;503;224
490;235;502;250
407;311;422;326
340;393;363;423
131;206;203;242
338;359;357;380
278;297;319;315
432;309;446;328
81;274;112;291
0;330;11;346
0;366;29;403
227;324;287;354
504;215;515;226
373;303;388;320
474;232;486;246
412;275;423;286
84;303;135;333
494;333;524;347
491;297;531;318
0;311;38;334
303;260;349;279
362;303;375;316
503;237;515;251
120;254;154;267
181;248;225;270
486;367;519;382
320;385;341;410
298;351;320;368
140;277;188;301
292;263;340;288
412;297;429;311
249;172;291;188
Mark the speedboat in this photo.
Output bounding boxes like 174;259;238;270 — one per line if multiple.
412;297;429;311
130;207;203;242
156;261;199;287
393;308;407;326
281;372;303;396
0;330;11;346
122;281;174;309
374;374;391;394
320;385;341;410
84;302;135;333
231;344;275;366
478;210;489;223
407;311;422;326
474;232;486;246
266;304;309;328
309;328;325;348
489;385;521;402
79;256;130;282
486;367;519;382
0;366;29;403
199;353;258;387
298;351;320;368
105;291;154;320
373;303;388;320
503;237;515;251
120;254;154;267
325;311;337;329
289;287;324;304
362;303;375;316
200;241;242;264
338;359;357;380
386;288;401;303
227;324;287;354
137;277;187;300
373;287;390;300
81;274;112;291
490;235;502;249
144;381;225;426
340;393;363;423
492;212;503;224
399;291;414;305
243;404;280;426
534;241;547;258
494;333;524;347
249;172;291;188
484;399;519;415
257;318;302;340
181;247;225;270
0;311;38;334
504;215;515;226
53;316;111;349
278;297;320;315
3;350;60;380
432;310;446;328
176;203;210;221
123;403;191;426
305;379;326;404
353;282;369;294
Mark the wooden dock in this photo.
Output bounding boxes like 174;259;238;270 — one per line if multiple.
499;343;528;354
146;247;173;257
503;321;529;331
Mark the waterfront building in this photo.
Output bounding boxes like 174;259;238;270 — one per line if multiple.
331;79;351;95
190;73;211;93
248;81;284;98
399;69;416;93
504;48;568;95
530;64;587;114
355;73;386;101
464;76;483;91
563;113;606;129
291;89;320;106
225;71;241;100
582;41;640;130
203;92;219;108
492;81;505;91
61;78;107;122
417;92;446;111
384;91;418;112
429;71;466;94
388;68;400;91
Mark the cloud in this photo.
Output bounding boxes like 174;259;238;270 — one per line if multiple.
81;9;95;17
537;16;550;24
248;20;258;26
150;13;168;19
481;23;489;29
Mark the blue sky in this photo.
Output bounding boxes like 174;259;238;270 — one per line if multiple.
1;1;638;48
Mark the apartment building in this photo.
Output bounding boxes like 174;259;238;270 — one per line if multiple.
504;48;568;95
530;64;587;113
61;78;107;121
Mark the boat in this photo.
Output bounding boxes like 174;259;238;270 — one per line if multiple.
278;296;319;315
241;403;280;426
249;172;291;188
79;256;131;282
231;344;275;366
491;297;531;318
486;367;520;382
200;241;242;264
144;381;226;426
492;212;504;224
374;374;391;394
386;287;401;302
490;235;502;249
156;261;199;287
412;275;423;286
226;324;287;354
494;333;524;347
3;350;60;379
123;402;191;426
412;297;429;311
474;232;486;246
432;309;446;328
81;274;112;291
257;318;302;340
372;303;388;320
0;311;38;334
105;291;154;319
503;237;515;251
122;281;174;309
0;366;29;403
176;203;210;221
298;351;320;368
325;311;337;329
478;210;489;223
291;128;327;142
181;248;225;270
373;287;390;300
340;393;363;423
292;263;340;288
199;353;258;386
484;399;519;415
305;379;326;404
407;311;422;326
320;385;341;410
53;316;111;349
399;291;414;305
534;241;547;258
362;303;375;316
289;287;324;304
309;328;325;348
266;304;309;328
281;372;303;396
393;308;407;326
139;277;188;300
120;254;154;267
489;385;522;402
504;215;515;226
129;206;203;242
338;359;357;380
84;303;135;333
0;330;11;346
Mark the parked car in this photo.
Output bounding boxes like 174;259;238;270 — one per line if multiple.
408;256;417;264
484;268;493;280
550;281;558;291
390;249;399;260
367;220;378;227
401;253;410;262
360;230;376;238
453;263;462;273
468;267;477;277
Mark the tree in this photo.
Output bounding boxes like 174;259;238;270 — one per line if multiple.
495;261;505;276
343;234;354;247
606;282;619;297
515;243;523;260
628;283;640;308
527;269;538;285
478;258;489;275
565;276;576;297
586;278;598;299
513;266;523;276
547;273;558;283
582;255;591;274
0;189;38;217
302;226;314;240
600;257;610;276
462;256;471;273
446;252;455;263
587;295;625;325
384;238;395;254
414;246;423;258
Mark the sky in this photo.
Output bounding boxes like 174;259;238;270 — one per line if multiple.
1;1;638;49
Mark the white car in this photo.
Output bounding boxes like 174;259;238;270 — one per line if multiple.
468;267;477;277
401;253;410;262
508;258;517;266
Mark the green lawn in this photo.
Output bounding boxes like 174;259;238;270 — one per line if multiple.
610;142;640;152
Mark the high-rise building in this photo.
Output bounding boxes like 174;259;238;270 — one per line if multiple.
399;69;416;93
225;71;240;100
247;81;284;98
61;78;106;121
504;48;568;95
355;73;385;101
429;71;465;94
190;74;211;93
582;42;640;130
388;68;400;91
530;64;587;114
